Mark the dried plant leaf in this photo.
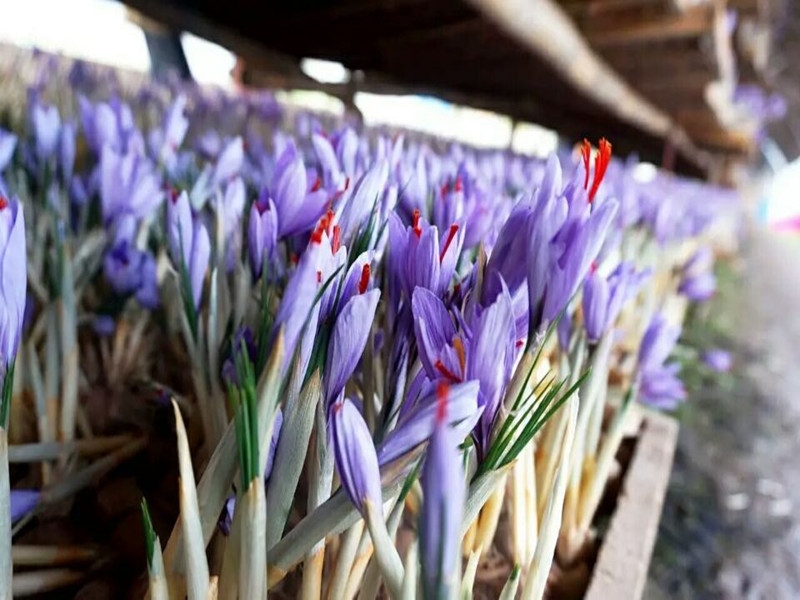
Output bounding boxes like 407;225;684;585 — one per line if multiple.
173;401;210;600
265;371;320;549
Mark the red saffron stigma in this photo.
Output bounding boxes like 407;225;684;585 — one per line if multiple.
412;209;422;238
344;177;350;191
169;188;180;202
440;224;460;263
454;177;463;193
434;359;460;383
440;183;449;198
333;401;343;415
290;252;299;265
332;225;341;253
316;270;322;283
454;283;462;296
310;226;324;245
358;264;371;294
311;177;323;193
581;139;592;191
436;381;449;423
589;260;598;274
516;339;524;349
0;196;7;210
588;138;612;203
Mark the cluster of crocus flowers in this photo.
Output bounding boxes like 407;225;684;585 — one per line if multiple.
0;50;741;600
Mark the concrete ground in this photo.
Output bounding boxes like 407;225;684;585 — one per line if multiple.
647;228;800;599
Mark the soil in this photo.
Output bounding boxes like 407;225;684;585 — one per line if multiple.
647;229;800;599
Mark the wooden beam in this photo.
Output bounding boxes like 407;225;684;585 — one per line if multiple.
585;6;715;46
468;0;712;170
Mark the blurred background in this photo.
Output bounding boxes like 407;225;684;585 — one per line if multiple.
2;0;798;228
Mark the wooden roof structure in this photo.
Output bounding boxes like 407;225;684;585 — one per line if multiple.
123;0;783;176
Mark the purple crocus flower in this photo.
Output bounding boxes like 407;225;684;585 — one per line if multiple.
525;155;569;318
103;239;160;309
11;489;40;523
541;198;618;324
269;143;329;238
311;132;346;191
637;313;685;408
639;363;686;410
420;384;465;599
166;191;210;309
100;146;164;223
337;161;389;241
330;397;382;517
271;236;329;375
324;289;381;402
31;102;60;160
0;196;27;368
247;193;278;279
377;379;480;465
211;137;244;187
466;285;517;451
411;285;517;457
79;96;141;154
638;313;681;375
703;348;732;373
482;205;535;304
582;262;642;343
388;210;463;302
153;94;189;167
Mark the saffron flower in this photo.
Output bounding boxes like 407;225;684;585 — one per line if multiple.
150;94;189;168
420;384;465;600
388;209;463;301
166;191;210;309
100;146;164;223
0;196;27;369
377;379;480;465
411;285;516;457
582;262;643;343
31;101;61;160
211;137;244;187
247;193;278;279
325;288;381;402
330;397;382;516
268;142;329;238
637;313;686;408
103;239;160;308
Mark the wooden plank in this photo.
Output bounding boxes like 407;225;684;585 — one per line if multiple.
584;411;678;600
585;6;715;46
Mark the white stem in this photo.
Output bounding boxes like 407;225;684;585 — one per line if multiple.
364;501;404;599
1;429;11;600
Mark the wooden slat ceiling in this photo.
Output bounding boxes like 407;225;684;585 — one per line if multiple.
122;0;773;175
